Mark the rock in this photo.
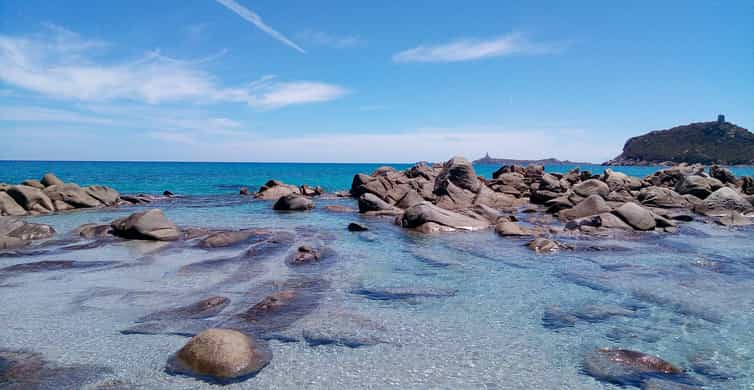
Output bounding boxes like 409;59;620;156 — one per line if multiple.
638;187;690;208
582;348;684;387
675;175;723;199
641;378;702;390
323;205;355;213
138;297;230;322
358;193;394;213
715;212;752;226
40;173;64;187
488;172;528;196
0;192;26;216
110;209;181;241
44;183;102;208
163;190;174;197
0;235;28;250
7;185;55;212
85;186;120;206
273;194;314;211
572;179;610;198
542;305;579;329
559;195;611;220
646;164;704;187
394;189;424;209
495;221;534;237
434;156;481;194
698;187;751;215
709;165;736;184
352;286;457;301
741;176;754;195
526;238;561;252
0;348;111;389
6;222;56;241
544;195;573;212
299;185;323;197
73;223;113;239
473;185;517;209
166;328;271;383
21;179;45;189
347;222;368;232
0;260;113;274
198;230;263;249
239;187;250;195
288;246;321;265
255;180;300;200
413;222;456;233
401;202;489;231
603;169;642;191
612;202;657;231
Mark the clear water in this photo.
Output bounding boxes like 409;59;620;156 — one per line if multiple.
1;162;753;389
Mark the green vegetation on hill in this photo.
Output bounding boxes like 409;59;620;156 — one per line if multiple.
610;120;754;165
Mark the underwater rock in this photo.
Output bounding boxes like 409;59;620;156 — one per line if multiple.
582;348;685;387
0;260;114;275
72;223;112;239
137;296;230;323
0;348;111;389
165;328;271;384
542;305;579;329
351;286;457;301
641;378;702;390
347;222;368;232
198;230;266;249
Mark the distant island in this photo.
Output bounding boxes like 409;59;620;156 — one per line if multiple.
473;153;592;166
604;115;754;166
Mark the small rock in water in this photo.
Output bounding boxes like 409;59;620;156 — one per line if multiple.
288;246;321;265
582;348;686;387
137;296;230;323
163;190;174;197
239;187;250;195
165;328;271;384
526;238;563;253
273;194;314;211
347;222;368;232
110;209;181;241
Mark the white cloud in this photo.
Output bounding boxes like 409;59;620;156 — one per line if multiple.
393;32;564;63
0;25;345;108
0;105;114;125
297;30;362;49
214;0;305;53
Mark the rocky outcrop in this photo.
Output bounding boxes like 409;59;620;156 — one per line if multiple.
166;328;271;383
255;180;300;200
402;202;489;232
110;209;181;241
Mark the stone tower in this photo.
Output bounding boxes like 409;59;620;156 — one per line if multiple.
718;114;725;124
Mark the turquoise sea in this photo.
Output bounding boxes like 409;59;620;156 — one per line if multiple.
1;161;753;389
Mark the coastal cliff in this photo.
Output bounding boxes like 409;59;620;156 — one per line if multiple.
605;116;754;166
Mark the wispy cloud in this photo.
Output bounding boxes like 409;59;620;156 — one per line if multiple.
214;0;305;53
393;32;565;63
0;25;345;109
297;30;362;49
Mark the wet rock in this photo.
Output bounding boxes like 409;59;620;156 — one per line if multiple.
572;179;610;198
299;184;323;197
582;348;684;387
495;221;534;237
288;246;321;265
0;260;113;274
299;311;387;348
273;194;314;211
402;202;489;231
612;202;657;231
714;212;752;226
0;192;26;216
165;328;271;384
110;209;181;241
239;187;250;195
526;238;563;253
72;223;112;239
347;222;368;232
5;222;56;241
351;286;457;301
138;296;230;323
559;195;611;220
40;173;64;187
323;205;355;213
163;190;174;197
255;180;300;200
198;230;265;249
6;185;55;213
675;175;723;199
358;193;395;213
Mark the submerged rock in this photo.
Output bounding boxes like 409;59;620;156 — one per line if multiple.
110;209;181;241
526;238;563;253
166;328;271;384
582;348;685;387
347;222;368;231
0;348;110;389
137;296;230;323
351;286;457;301
198;230;265;249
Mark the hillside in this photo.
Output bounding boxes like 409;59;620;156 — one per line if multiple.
605;118;754;165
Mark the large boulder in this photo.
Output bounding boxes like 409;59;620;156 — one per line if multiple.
358;193;394;213
255;180;301;200
402;202;488;231
473;186;517;209
44;183;101;208
273;194;314;211
612;202;656;231
6;185;54;213
646;164;704;187
487;173;528;196
709;165;736;184
85;185;120;206
495;221;534;237
21;179;45;189
602;169;642;191
674;175;723;199
166;328;271;383
40;173;64;187
559;195;611;220
572;179;610;198
110;209;181;241
0;192;26;216
434;156;481;194
637;187;690;208
697;187;752;215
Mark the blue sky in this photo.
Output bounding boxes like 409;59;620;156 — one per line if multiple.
1;0;752;163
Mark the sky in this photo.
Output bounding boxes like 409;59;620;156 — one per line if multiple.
1;0;752;163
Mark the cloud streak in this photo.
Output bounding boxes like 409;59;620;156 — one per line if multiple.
393;32;564;63
0;26;345;108
214;0;305;53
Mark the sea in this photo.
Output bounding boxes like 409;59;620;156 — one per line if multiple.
0;160;752;389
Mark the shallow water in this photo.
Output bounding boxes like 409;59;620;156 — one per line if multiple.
1;165;754;389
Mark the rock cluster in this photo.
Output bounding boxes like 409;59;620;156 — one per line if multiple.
0;217;56;249
350;158;754;235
